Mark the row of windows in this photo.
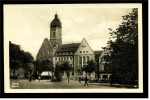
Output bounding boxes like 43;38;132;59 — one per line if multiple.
55;56;73;61
79;56;90;64
80;51;88;54
56;51;89;55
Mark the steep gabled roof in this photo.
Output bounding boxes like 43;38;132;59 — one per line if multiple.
55;43;80;55
36;38;53;61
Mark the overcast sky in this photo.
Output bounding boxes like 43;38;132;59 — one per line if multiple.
4;4;133;59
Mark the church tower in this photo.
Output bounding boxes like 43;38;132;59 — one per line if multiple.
50;14;62;49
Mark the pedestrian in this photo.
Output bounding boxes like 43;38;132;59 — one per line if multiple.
84;76;88;86
29;76;32;82
38;75;41;82
28;71;32;82
79;76;81;84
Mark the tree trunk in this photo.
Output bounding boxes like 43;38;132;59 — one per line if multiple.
13;68;16;79
48;71;51;81
67;77;69;84
67;72;70;85
51;71;54;81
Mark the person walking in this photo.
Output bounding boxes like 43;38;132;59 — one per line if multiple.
38;75;41;82
79;76;81;84
84;75;88;86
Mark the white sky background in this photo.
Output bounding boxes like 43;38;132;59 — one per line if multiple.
4;4;132;59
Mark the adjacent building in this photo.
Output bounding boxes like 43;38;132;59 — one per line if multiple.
98;46;112;81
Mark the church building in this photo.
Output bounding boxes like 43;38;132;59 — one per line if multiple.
36;14;95;78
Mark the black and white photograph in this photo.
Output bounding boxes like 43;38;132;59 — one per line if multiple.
4;4;143;93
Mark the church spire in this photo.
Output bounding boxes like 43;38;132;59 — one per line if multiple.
50;13;61;28
50;14;62;49
55;13;58;18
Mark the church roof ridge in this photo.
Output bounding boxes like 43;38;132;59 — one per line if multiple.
62;42;80;45
55;43;81;54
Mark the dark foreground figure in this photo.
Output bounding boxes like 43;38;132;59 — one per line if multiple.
84;76;88;86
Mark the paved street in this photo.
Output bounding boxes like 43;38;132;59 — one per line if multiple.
10;79;129;89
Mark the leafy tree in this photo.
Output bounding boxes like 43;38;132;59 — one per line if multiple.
104;8;138;85
109;8;138;44
35;59;54;80
9;41;34;79
82;60;96;80
61;61;72;84
94;51;102;80
9;41;21;74
54;63;63;81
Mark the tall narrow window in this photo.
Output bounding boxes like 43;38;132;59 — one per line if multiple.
87;56;89;62
83;56;86;64
79;56;82;65
70;56;72;60
100;65;104;71
53;32;56;38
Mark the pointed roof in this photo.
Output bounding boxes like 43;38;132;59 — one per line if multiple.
50;14;61;28
36;38;53;61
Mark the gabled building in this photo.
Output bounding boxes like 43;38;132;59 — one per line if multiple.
98;46;112;81
54;38;95;77
36;14;94;78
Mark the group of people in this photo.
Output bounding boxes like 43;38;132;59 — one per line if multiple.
28;73;90;87
79;76;89;86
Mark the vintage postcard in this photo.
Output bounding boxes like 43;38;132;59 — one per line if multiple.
4;4;143;93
